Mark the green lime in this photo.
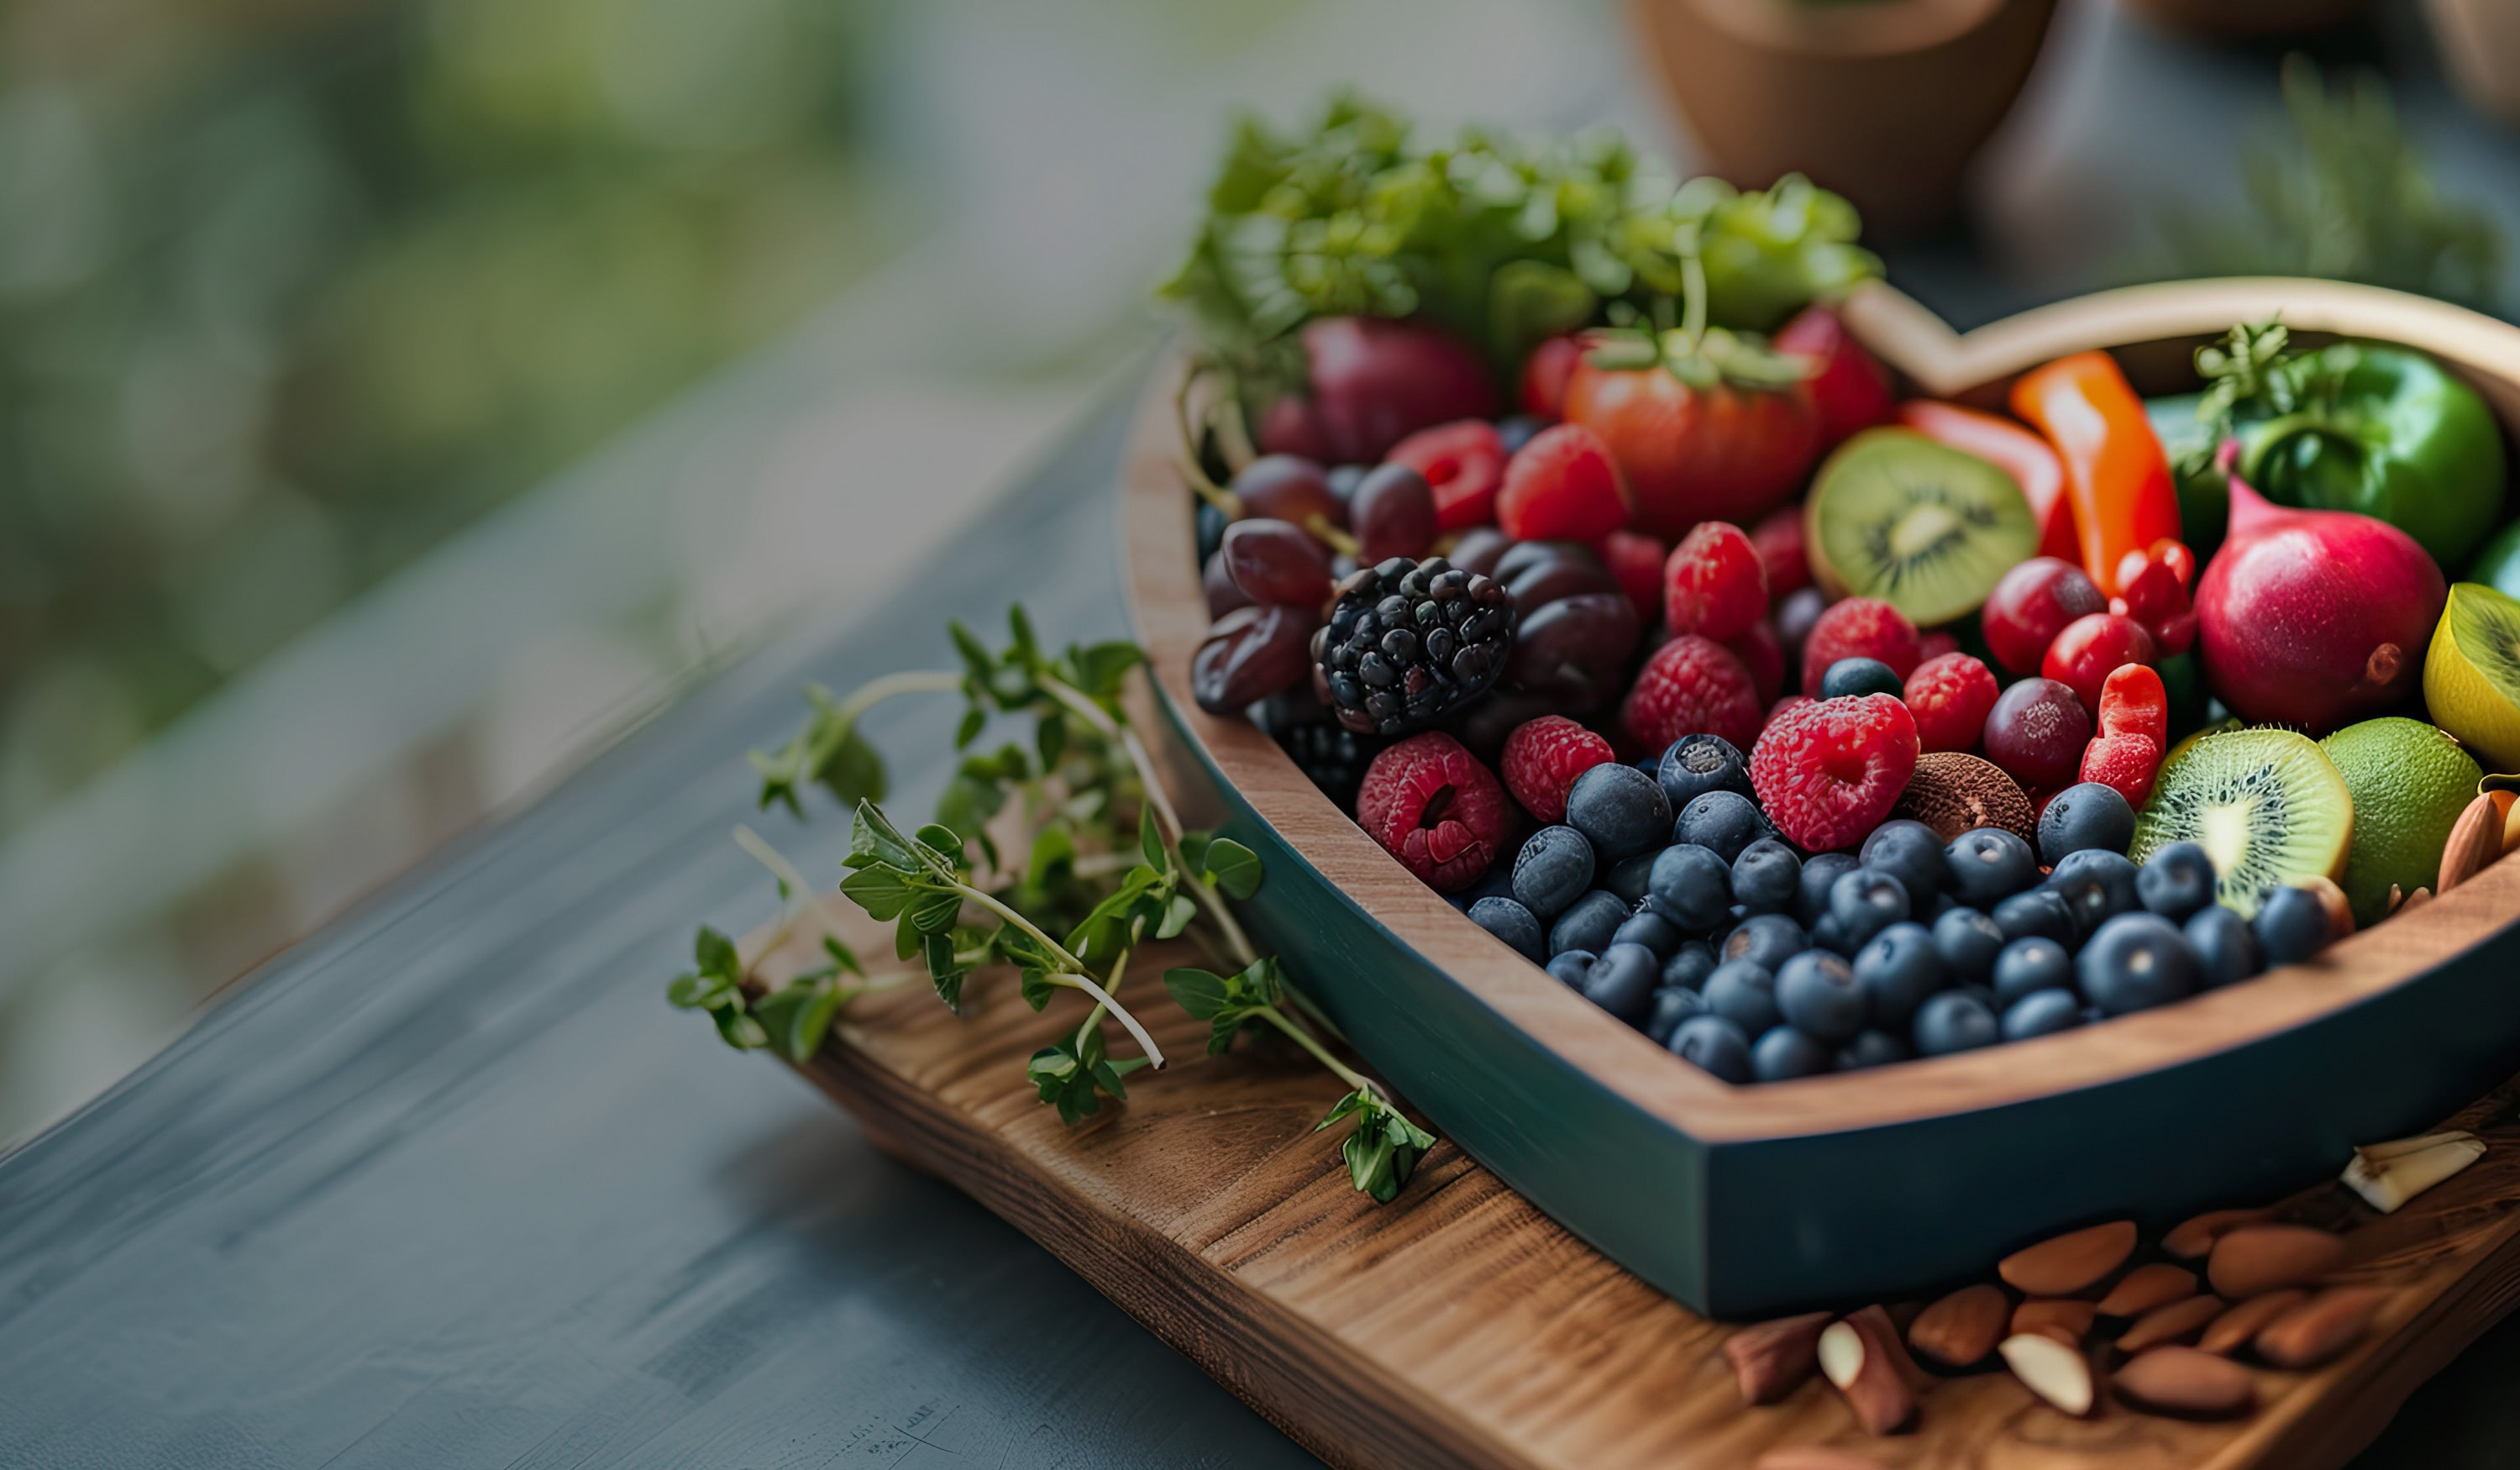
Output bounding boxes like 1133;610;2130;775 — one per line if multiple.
2318;717;2481;926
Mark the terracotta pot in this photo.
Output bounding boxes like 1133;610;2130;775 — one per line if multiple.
2426;0;2520;126
1625;0;2057;239
2123;0;2368;39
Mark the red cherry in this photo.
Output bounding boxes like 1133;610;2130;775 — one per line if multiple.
2118;557;2188;629
2151;609;2197;657
1982;557;2106;675
2042;612;2156;714
2150;538;2197;591
1983;678;2092;790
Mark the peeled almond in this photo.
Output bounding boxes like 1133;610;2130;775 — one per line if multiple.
1998;1332;2095;1417
2344;1133;2486;1214
2255;1286;2388;1369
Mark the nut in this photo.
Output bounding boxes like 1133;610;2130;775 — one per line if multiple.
2113;1345;2257;1419
2400;886;2433;916
2208;1223;2346;1299
2440;790;2504;894
2300;874;2355;937
1755;1447;1883;1470
1818;1306;1917;1436
2343;1131;2485;1214
2163;1207;2268;1260
1998;1332;2096;1416
2096;1263;2198;1318
1998;1220;2137;1296
1908;1284;2008;1370
2199;1289;2309;1355
1726;1311;1833;1405
2012;1298;2097;1341
2255;1285;2389;1369
2114;1294;2225;1353
2031;1323;2084;1347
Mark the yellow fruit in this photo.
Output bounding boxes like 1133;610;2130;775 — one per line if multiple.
2424;583;2520;771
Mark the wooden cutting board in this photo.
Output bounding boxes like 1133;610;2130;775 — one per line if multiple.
775;910;2520;1470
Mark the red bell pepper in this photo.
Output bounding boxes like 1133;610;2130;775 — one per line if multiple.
1893;400;2077;563
2009;352;2182;599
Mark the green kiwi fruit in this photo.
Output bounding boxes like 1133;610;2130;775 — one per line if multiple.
1803;427;2040;626
2129;728;2355;919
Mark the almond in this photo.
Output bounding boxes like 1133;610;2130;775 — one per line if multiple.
1998;1220;2137;1295
2401;886;2434;916
2208;1223;2346;1299
2199;1289;2309;1355
2343;1133;2486;1214
1755;1447;1883;1470
2440;790;2503;894
2114;1293;2224;1353
1908;1284;2008;1370
2012;1298;2097;1341
1725;1311;1833;1405
1998;1332;2096;1416
2162;1207;2267;1260
2096;1262;2197;1318
2113;1345;2256;1419
2255;1285;2389;1369
2033;1323;2084;1347
1818;1306;1917;1436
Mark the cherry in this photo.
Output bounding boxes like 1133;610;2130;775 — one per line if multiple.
1982;557;2106;675
2042;612;2155;714
1232;454;1347;533
1350;463;1438;562
1982;677;2092;790
1222;518;1333;607
1192;603;1314;713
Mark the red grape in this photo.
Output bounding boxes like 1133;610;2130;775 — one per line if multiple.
1982;677;2092;790
1233;454;1345;531
1222;518;1333;607
1350;463;1438;561
1192;603;1315;713
1505;592;1640;711
1204;549;1253;618
1982;557;2106;675
2042;612;2155;714
1449;526;1510;579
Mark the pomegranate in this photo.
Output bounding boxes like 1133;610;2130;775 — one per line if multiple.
2194;474;2445;730
1254;317;1498;465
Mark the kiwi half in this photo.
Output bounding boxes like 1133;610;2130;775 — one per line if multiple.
2129;728;2354;919
1804;428;2039;626
2425;582;2520;771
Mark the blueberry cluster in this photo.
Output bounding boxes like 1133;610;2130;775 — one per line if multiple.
1462;762;2343;1086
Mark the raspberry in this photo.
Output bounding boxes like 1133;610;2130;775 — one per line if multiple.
1726;617;1785;706
1750;695;1921;853
1918;629;1961;664
1662;521;1768;641
1750;505;1811;596
1769;693;1812;727
1903;652;2000;753
1496;423;1627;541
1499;715;1615;824
1620;634;1764;757
1596;528;1666;621
1799;596;1922;696
1389;419;1508;532
1355;731;1508;892
1520;334;1584;418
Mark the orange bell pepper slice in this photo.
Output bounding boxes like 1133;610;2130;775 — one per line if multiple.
2009;352;2181;599
1894;400;2078;564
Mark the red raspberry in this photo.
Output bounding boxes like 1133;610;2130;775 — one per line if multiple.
1750;695;1921;853
1496;423;1628;541
1769;694;1812;727
1726;617;1785;706
1663;521;1768;641
1751;505;1811;596
1917;629;1961;664
1499;715;1615;824
1799;596;1922;696
1389;419;1508;532
1903;652;1999;753
1355;732;1508;893
1620;634;1764;756
1597;528;1666;621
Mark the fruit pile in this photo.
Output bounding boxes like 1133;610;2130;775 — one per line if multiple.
1171;109;2520;1088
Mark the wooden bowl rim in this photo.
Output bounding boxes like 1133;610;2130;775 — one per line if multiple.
1123;276;2520;1147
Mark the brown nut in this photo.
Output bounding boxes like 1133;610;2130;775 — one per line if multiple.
1755;1447;1883;1470
2199;1289;2309;1356
2208;1224;2347;1299
1998;1332;2096;1416
1818;1307;1917;1436
2255;1286;2389;1369
2440;791;2503;894
1998;1221;2138;1296
2012;1298;2097;1341
1908;1284;2008;1370
1725;1312;1833;1405
2162;1207;2268;1260
2115;1294;2225;1353
2113;1345;2257;1419
2097;1263;2198;1318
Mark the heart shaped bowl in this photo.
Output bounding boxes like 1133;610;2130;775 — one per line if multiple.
1122;277;2520;1319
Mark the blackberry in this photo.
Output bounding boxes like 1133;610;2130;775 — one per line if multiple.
1314;557;1515;736
1274;721;1382;811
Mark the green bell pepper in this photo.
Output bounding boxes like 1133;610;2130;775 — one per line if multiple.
2146;391;2229;564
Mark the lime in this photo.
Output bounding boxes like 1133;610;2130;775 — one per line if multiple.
2319;717;2481;925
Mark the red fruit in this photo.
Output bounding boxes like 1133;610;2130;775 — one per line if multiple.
1749;694;1921;852
1204;549;1253;618
1355;732;1508;893
1768;693;1812;727
1982;557;2108;675
1903;652;1999;753
1597;528;1667;620
1496;423;1628;541
1232;455;1347;532
1520;334;1584;418
1563;352;1821;536
2114;556;2189;630
1389;419;1509;532
1663;521;1769;641
1620;634;1765;755
2042;612;2155;715
1982;678;2092;790
2151;610;2197;658
2195;479;2446;728
1773;304;1896;448
1221;518;1332;606
1917;630;1961;664
1499;715;1616;824
1751;504;1812;596
2150;538;2197;591
1726;617;1786;706
1255;317;1499;465
1799;596;1921;696
2096;662;2170;746
2082;733;2166;808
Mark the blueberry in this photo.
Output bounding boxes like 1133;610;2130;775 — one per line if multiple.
1853;921;1945;1031
1943;827;2040;908
1467;897;1545;962
1581;942;1662;1025
1601;849;1658;906
1647;843;1734;931
1702;960;1782;1036
1931;906;2007;988
1566;763;1672;860
2038;781;2136;864
1819;657;1903;700
1752;1025;1837;1081
1992;887;2076;948
2079;911;2202;1016
1656;733;1751;811
1549;890;1628;957
2254;886;2333;966
2048;849;2139;936
1835;1029;1914;1070
2186;905;2264;988
1634;753;1661;776
2137;841;2218;921
1924;892;1961;922
1720;912;1809;973
1195;498;1228;564
1325;463;1368;501
1645;985;1708;1045
1731;838;1803;915
1512;826;1595;921
1452;863;1516;908
1992;937;2073;1007
1610;905;1683;959
1796;851;1861;927
2001;988;2085;1041
1662;939;1717;990
1776;949;1868;1042
1860;820;1946;906
1830;867;1911;950
1913;990;2000;1056
1672;790;1776;863
1545;949;1594;987
1495;413;1549;455
1668;1014;1754;1083
1809;911;1853;955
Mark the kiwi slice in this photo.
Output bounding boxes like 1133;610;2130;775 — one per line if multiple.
1804;428;2039;626
2129;728;2354;919
2425;582;2520;771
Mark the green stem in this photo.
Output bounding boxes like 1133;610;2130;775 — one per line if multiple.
960;883;1166;1069
1252;1005;1379;1099
832;668;966;721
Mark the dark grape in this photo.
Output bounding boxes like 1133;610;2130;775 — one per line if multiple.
1352;464;1438;562
1222;518;1332;606
1191;604;1315;713
1505;592;1639;710
1232;454;1345;529
1450;526;1510;579
1204;549;1253;618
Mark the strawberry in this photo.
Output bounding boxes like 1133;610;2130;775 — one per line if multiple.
1495;423;1627;541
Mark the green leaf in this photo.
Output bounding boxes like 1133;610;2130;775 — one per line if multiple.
913;823;970;874
711;1005;770;1051
1178;827;1213;875
837;865;916;921
923;931;968;1008
848;801;920;873
1314;1089;1435;1203
822;933;862;977
1026;825;1075;889
1019;969;1059;1011
1036;710;1068;769
1157;892;1199;940
755;976;849;1063
908;889;963;936
693;926;741;981
1200;837;1263;900
954;705;987;750
948;619;995;687
815;724;887;811
665;972;727;1010
1138;806;1168;873
1069;641;1146;701
1163;967;1231;1019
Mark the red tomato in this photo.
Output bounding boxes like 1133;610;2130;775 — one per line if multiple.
1772;306;1895;448
1562;362;1820;538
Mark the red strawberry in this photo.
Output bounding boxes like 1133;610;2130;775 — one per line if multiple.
1499;715;1615;824
1620;634;1764;756
1751;504;1812;596
1662;521;1768;642
1496;423;1628;541
1903;652;1999;753
1750;695;1921;853
1597;528;1666;621
1387;419;1508;532
1799;596;1922;695
1355;732;1508;892
1773;304;1897;448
